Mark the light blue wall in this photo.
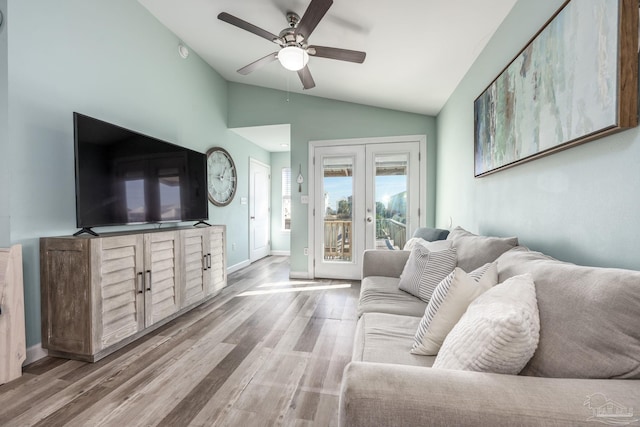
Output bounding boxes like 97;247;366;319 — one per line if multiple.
436;0;640;270
270;151;291;254
5;0;266;348
0;0;9;247
213;132;270;268
228;82;436;274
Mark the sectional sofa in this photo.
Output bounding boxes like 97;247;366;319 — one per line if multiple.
339;227;640;426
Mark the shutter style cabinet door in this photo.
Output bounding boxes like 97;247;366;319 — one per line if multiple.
181;229;208;307
144;231;181;327
93;235;144;350
208;226;226;296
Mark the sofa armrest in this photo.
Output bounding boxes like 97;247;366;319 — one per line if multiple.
339;362;640;427
362;250;410;279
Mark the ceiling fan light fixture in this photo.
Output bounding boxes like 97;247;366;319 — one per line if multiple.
278;46;309;71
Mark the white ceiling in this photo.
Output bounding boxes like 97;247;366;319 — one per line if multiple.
138;0;517;148
230;124;291;152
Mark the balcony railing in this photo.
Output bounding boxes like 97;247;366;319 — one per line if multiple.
377;218;407;250
324;220;351;261
323;218;407;259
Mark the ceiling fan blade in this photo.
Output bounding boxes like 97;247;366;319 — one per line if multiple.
237;52;279;75
218;12;280;44
308;46;366;63
295;0;333;39
297;66;316;90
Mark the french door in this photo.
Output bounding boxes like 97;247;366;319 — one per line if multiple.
311;136;425;279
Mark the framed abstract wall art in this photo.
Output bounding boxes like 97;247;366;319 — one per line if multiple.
474;0;638;177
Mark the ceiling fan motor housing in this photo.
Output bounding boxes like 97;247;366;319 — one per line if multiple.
279;27;305;47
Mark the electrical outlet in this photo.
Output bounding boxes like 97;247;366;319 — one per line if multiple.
303;247;308;256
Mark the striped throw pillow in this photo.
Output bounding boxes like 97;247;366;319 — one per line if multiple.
398;242;457;302
411;262;497;356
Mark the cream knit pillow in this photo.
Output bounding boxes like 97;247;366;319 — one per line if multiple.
433;273;540;374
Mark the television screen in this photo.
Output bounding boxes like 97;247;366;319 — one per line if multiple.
74;112;208;229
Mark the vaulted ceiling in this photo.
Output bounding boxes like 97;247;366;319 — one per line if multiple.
138;0;517;117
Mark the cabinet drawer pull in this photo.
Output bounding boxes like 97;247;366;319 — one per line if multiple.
207;253;212;269
203;255;208;271
137;272;144;294
146;270;152;291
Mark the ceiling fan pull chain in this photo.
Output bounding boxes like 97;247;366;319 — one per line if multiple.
286;73;291;103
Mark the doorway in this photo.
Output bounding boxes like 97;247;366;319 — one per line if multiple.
249;158;271;262
309;136;426;279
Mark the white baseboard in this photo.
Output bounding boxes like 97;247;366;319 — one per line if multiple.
25;344;48;365
270;250;290;256
289;271;311;279
227;260;251;274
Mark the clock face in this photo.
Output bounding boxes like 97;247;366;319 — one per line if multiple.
206;147;237;206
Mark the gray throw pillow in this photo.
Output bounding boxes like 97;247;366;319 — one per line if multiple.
447;226;518;272
412;227;450;242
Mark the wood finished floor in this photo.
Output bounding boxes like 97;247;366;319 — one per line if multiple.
0;256;361;427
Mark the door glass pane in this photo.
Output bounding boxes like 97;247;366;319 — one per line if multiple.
375;154;409;250
322;156;354;262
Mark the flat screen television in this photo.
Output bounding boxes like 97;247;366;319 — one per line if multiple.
74;112;208;233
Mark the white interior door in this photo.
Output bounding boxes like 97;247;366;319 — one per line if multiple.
250;158;270;262
311;137;425;280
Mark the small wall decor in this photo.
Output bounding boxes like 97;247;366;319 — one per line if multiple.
297;164;304;192
206;146;237;206
474;0;638;177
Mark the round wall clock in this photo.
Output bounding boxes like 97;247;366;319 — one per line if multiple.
206;146;237;206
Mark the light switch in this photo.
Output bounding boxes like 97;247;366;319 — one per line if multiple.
301;195;309;204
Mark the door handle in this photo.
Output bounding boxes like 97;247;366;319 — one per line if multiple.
250;216;255;220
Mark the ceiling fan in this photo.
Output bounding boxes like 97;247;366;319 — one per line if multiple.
218;0;366;90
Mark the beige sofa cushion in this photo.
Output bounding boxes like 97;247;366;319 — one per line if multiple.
447;226;518;272
497;246;640;379
357;276;427;318
353;313;435;367
340;362;640;427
